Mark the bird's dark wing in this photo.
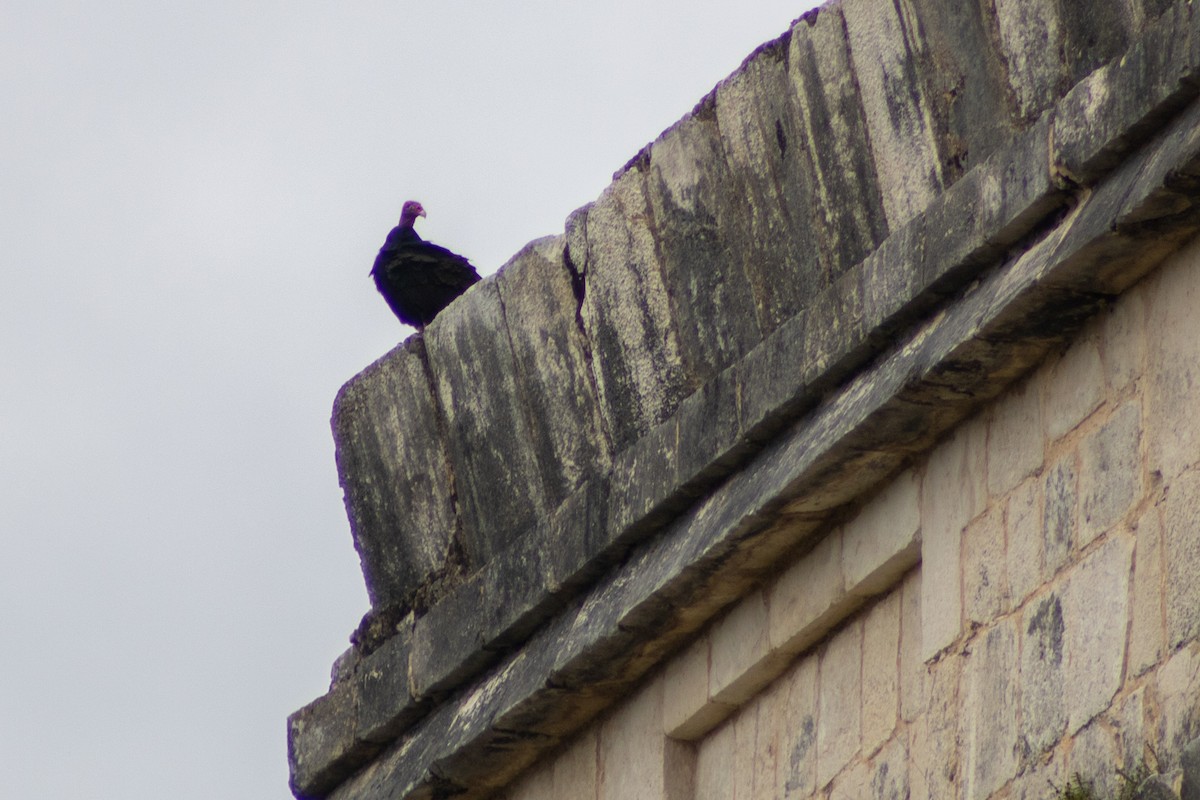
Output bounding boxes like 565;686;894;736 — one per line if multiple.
372;238;481;328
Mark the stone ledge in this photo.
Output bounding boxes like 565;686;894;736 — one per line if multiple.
312;86;1200;800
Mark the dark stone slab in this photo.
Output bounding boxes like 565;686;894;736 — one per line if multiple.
425;279;549;567
713;34;830;335
644;109;763;380
356;624;423;745
288;681;375;799
786;6;890;282
332;338;459;609
574;171;691;450
1053;2;1200;184
842;0;948;229
495;235;612;507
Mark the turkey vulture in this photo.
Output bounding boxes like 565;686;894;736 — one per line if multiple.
370;201;481;329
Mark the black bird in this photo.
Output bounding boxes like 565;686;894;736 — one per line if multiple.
370;200;481;330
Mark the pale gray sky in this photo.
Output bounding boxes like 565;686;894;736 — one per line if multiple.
1;2;821;796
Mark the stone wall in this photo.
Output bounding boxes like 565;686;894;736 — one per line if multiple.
288;0;1200;797
498;237;1200;799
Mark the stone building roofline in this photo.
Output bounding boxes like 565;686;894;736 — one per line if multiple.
289;1;1200;797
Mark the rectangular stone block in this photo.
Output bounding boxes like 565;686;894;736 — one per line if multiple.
1063;533;1134;733
962;507;1009;626
710;589;782;707
288;681;371;799
573;170;690;451
332;338;458;609
842;469;921;598
356;626;419;745
987;375;1044;497
425;279;549;566
768;531;853;656
1006;477;1044;605
777;655;819;799
906;0;1017;172
1020;591;1067;756
842;0;946;229
496;236;612;505
1079;403;1143;545
919;419;987;659
962;617;1019;800
1146;236;1200;482
1052;1;1200;184
817;620;862;787
1130;496;1166;675
646;110;763;377
695;717;735;800
898;570;924;723
1162;469;1200;651
664;634;725;740
598;677;666;800
1043;335;1105;441
861;591;901;755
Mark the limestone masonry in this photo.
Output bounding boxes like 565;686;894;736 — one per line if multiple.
289;0;1200;797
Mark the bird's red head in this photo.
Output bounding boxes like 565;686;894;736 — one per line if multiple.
399;200;427;228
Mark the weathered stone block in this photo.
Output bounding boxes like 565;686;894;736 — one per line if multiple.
842;469;921;598
843;0;946;229
664;634;733;741
1103;284;1147;394
1021;592;1067;756
1052;1;1200;184
598;678;666;800
710;590;777;707
332;339;457;609
425;279;548;566
1146;237;1200;482
899;570;924;723
288;681;370;799
495;236;611;505
920;419;987;658
862;591;901;755
988;375;1044;497
646;110;763;378
1156;643;1200;755
907;653;962;800
714;38;822;335
1079;403;1143;544
962;617;1019;800
1043;455;1079;574
995;0;1133;123
1007;477;1045;604
817;620;863;787
963;507;1009;625
767;531;852;655
356;625;419;745
1063;533;1134;734
573;170;689;451
906;0;1017;173
788;5;890;293
777;655;819;799
870;736;910;800
1162;470;1200;651
1044;335;1105;441
695;718;735;800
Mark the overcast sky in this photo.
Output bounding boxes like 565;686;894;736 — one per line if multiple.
1;2;821;796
